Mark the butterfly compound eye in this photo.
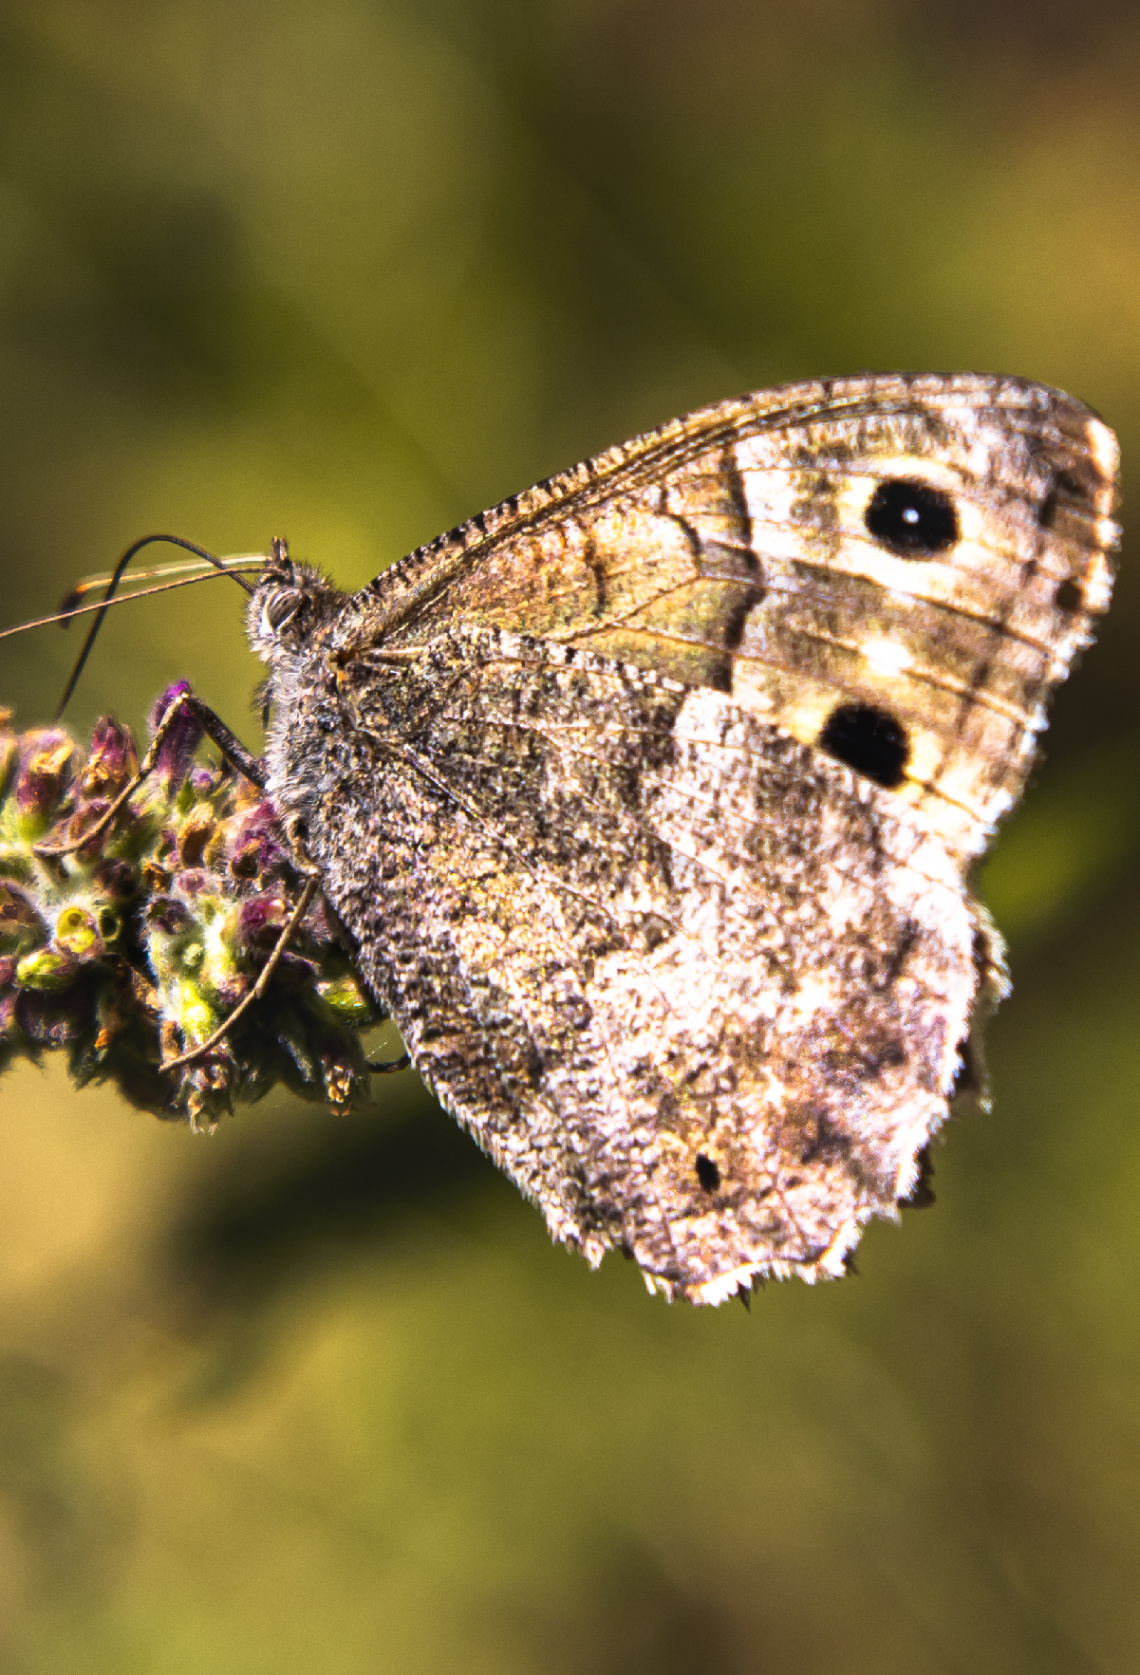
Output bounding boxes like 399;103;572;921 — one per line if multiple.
865;479;959;556
263;587;304;633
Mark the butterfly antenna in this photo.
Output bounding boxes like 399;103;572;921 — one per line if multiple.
54;534;256;721
0;568;265;642
57;555;258;611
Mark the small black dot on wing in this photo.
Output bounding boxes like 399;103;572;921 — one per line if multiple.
695;1153;721;1192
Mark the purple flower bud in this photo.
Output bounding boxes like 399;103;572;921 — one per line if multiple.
0;881;45;954
177;808;217;868
0;990;18;1038
80;718;138;799
189;765;217;799
237;894;286;948
13;728;77;834
62;797;112;858
147;896;192;935
16;986;91;1046
172;868;213;900
93;858;135;901
226;801;289;882
210;973;249;1009
148;682;203;794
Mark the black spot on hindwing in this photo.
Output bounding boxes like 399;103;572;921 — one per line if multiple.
695;1154;721;1192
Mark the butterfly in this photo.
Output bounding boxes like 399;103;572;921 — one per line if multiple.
244;373;1118;1304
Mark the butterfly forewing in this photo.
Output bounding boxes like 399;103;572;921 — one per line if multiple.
343;373;1118;857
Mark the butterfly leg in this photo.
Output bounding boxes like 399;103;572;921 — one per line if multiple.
158;870;321;1072
33;686;266;859
367;1049;411;1074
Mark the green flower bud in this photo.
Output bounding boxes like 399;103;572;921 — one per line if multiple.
16;947;79;991
0;883;44;955
53;905;102;959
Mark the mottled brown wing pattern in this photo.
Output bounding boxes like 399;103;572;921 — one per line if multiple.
310;629;984;1302
251;373;1120;1303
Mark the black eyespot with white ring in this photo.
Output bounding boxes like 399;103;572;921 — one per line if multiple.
865;479;959;557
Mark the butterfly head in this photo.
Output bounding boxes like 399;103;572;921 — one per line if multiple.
247;538;345;668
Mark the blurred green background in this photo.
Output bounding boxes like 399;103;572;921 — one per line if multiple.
1;2;1139;1670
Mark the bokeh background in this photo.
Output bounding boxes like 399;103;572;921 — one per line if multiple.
1;2;1139;1670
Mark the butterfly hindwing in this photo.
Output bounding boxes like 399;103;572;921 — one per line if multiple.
286;627;979;1301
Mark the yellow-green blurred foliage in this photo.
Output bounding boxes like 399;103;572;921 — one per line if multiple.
1;2;1139;1670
